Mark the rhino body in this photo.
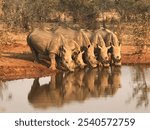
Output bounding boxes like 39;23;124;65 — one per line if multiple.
27;28;77;71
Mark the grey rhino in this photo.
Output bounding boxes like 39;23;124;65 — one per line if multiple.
54;26;98;68
27;28;78;71
95;28;121;66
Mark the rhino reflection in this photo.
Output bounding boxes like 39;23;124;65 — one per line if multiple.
110;67;121;95
63;70;87;102
84;69;98;97
28;74;64;108
97;68;110;96
28;68;121;109
97;67;121;97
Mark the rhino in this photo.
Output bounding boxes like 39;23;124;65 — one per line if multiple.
27;28;81;71
92;32;111;67
95;28;121;66
80;30;98;68
54;26;98;68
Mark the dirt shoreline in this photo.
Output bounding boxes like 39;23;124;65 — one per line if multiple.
0;43;150;81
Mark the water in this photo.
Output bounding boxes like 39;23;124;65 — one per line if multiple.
0;65;150;113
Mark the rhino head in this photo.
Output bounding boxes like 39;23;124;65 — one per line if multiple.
61;46;76;72
111;42;121;66
98;45;111;67
73;51;86;69
87;44;98;68
108;33;121;66
93;32;110;67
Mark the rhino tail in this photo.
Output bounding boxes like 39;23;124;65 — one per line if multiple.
73;40;80;52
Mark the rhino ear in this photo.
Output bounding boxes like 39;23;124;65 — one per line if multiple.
61;46;67;53
81;50;84;54
72;48;76;53
108;34;113;45
107;46;111;49
77;51;81;54
72;53;76;60
97;45;102;49
119;42;121;46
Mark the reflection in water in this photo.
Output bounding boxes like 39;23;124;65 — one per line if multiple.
0;81;12;112
28;67;121;109
128;66;150;108
0;81;12;101
1;65;150;112
28;76;63;108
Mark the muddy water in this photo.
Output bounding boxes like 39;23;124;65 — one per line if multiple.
0;65;150;113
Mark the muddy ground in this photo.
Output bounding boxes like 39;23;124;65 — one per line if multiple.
0;40;150;81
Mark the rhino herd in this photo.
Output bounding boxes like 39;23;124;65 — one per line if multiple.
27;26;121;72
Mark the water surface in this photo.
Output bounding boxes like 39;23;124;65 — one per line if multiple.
0;65;150;113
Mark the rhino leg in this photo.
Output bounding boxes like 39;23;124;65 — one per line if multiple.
49;53;57;70
28;45;40;63
33;50;40;63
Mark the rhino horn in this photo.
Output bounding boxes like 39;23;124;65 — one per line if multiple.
61;45;67;53
81;31;92;47
97;33;105;47
97;44;102;49
60;34;68;45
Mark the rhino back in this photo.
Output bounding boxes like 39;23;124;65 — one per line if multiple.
27;29;61;55
94;29;111;46
55;26;78;41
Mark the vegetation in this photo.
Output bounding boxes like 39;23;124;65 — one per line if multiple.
0;0;150;48
1;0;150;29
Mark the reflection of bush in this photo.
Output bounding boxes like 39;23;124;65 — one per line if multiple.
128;66;150;108
0;81;12;101
28;68;121;109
